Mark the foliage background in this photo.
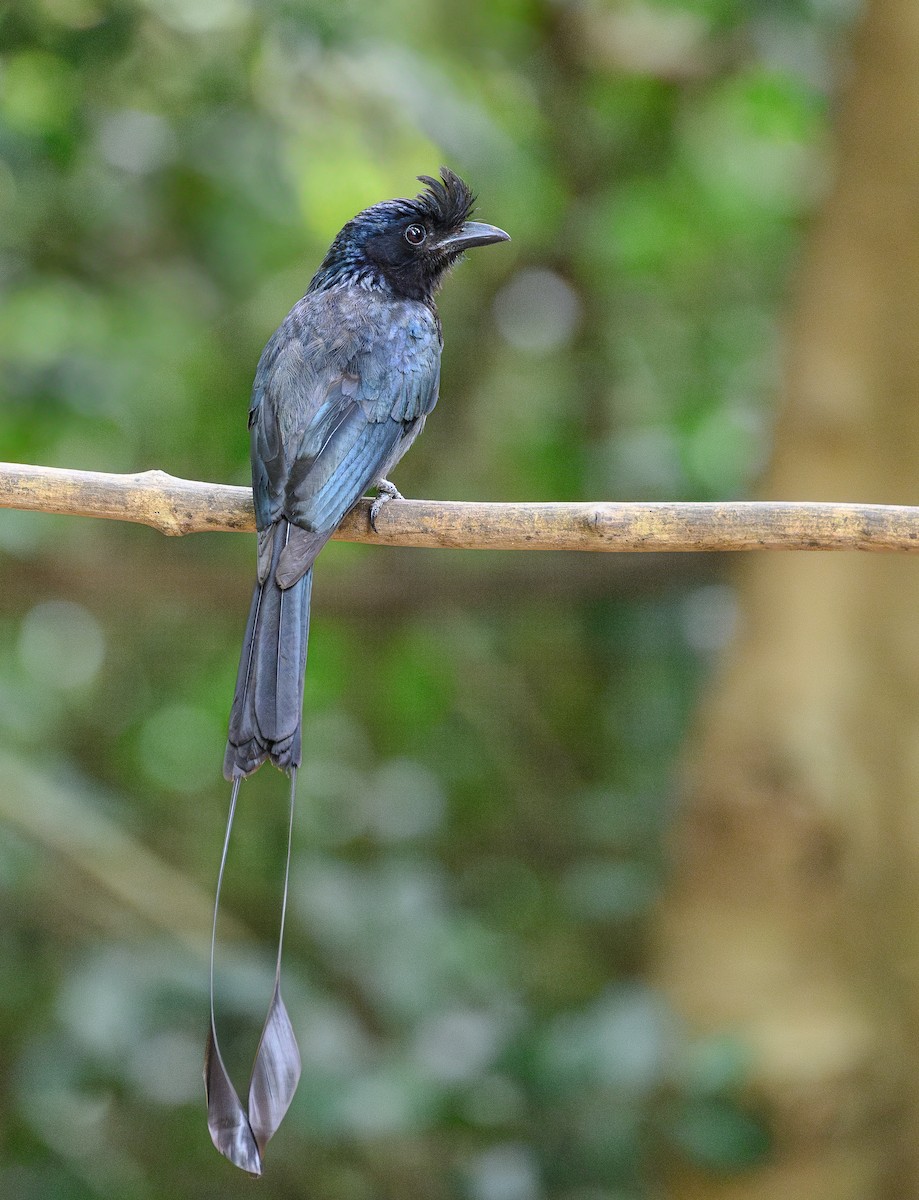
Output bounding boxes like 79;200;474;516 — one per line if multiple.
0;0;858;1196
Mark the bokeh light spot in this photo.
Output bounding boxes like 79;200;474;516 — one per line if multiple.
18;601;105;691
493;269;582;355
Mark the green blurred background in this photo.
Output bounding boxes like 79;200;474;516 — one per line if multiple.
0;0;856;1196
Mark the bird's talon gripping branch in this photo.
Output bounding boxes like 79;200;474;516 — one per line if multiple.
369;479;405;531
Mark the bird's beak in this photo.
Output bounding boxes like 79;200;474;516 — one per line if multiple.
433;221;511;253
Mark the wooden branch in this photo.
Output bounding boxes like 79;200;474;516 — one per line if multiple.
2;460;919;552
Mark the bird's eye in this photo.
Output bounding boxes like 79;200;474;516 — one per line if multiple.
404;224;426;246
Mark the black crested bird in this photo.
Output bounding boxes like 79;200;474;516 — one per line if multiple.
205;169;509;1175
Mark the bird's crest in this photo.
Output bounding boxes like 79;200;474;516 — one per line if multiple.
308;168;488;297
413;168;476;229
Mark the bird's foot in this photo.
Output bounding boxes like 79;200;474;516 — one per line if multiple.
369;479;405;531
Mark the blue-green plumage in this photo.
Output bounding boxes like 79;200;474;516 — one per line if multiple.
224;168;509;778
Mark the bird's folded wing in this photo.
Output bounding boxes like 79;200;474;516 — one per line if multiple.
248;296;441;543
287;410;404;530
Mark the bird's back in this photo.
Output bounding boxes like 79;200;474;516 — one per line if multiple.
249;287;442;552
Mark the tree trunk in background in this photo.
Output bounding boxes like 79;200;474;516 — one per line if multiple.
652;0;919;1196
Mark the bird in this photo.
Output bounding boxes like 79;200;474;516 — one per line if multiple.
204;168;509;1175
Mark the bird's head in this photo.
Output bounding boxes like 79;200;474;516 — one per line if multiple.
309;168;510;302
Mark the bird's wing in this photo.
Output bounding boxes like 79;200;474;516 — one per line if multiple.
287;314;441;528
248;293;440;576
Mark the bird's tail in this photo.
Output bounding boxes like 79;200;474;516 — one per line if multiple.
223;520;315;779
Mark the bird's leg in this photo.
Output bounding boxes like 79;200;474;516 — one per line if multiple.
369;478;405;531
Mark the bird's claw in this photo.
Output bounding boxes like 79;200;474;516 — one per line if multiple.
369;480;404;532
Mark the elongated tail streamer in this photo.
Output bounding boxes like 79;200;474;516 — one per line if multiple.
204;772;301;1173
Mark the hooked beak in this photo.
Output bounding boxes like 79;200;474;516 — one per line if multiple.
433;221;511;254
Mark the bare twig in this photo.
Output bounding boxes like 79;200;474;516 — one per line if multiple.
2;461;919;552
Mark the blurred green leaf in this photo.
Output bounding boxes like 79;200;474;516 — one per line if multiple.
667;1097;772;1171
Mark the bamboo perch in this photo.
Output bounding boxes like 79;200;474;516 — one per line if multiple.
2;461;919;553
